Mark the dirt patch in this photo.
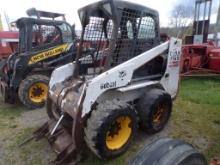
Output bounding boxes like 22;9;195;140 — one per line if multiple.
16;108;48;128
134;123;171;147
0;142;6;163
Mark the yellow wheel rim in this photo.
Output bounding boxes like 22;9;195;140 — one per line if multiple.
28;82;48;103
106;116;132;150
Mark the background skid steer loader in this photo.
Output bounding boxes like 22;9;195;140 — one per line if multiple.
34;0;182;164
0;9;77;109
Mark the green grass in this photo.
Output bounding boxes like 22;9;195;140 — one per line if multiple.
2;128;54;165
0;100;55;165
0;77;220;164
179;78;220;105
171;77;220;161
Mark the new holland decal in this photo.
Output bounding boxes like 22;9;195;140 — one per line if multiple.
28;43;69;65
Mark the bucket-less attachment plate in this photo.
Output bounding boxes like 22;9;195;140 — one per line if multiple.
33;120;83;165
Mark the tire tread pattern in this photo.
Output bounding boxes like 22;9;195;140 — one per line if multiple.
84;99;137;159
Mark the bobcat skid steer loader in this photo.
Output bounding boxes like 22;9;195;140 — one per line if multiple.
33;0;182;164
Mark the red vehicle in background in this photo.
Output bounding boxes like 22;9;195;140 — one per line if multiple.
0;31;19;60
181;41;220;75
181;0;220;76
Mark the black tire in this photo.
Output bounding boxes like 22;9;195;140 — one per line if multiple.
18;74;49;109
137;88;172;134
129;138;207;165
84;100;138;159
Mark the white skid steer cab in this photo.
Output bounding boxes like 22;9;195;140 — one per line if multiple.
33;0;182;164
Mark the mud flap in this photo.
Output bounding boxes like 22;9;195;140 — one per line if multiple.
33;120;83;165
